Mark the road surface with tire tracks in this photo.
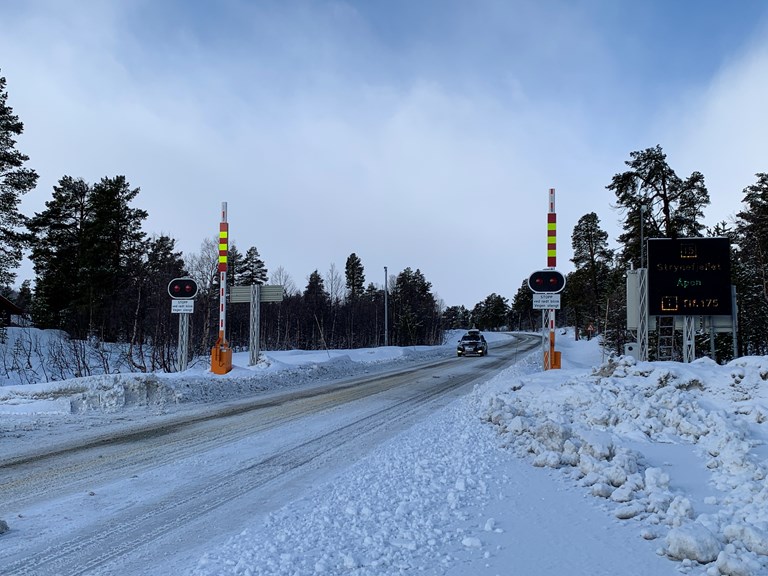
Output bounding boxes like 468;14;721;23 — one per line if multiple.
0;334;540;575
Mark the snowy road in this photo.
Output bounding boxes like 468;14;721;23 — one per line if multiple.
0;335;540;575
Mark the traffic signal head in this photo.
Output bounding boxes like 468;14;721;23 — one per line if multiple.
168;277;198;299
528;270;566;293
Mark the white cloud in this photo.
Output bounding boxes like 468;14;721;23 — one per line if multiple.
660;26;768;226
4;1;766;307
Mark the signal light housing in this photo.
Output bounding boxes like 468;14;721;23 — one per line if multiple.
528;270;566;293
168;277;199;299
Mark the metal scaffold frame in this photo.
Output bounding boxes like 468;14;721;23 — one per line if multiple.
638;268;648;361
683;315;695;363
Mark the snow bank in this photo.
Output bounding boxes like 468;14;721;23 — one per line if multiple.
4;328;768;575
0;330;488;415
480;352;768;573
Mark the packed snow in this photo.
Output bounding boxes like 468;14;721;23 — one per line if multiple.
1;327;768;575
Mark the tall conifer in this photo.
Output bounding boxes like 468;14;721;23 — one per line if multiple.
0;72;38;287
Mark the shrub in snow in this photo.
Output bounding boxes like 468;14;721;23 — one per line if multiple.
0;519;8;534
665;523;721;563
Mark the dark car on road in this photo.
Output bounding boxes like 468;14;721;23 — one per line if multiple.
457;329;488;357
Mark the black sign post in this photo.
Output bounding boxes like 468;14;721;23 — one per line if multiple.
167;277;198;372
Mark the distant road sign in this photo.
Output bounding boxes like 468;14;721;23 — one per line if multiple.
533;293;561;310
230;285;285;303
260;285;284;302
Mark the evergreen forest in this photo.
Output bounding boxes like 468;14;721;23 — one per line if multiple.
2;71;768;374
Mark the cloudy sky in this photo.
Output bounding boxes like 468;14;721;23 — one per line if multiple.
2;0;768;308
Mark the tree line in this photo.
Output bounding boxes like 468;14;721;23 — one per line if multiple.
510;145;767;362
438;145;768;363
2;70;768;368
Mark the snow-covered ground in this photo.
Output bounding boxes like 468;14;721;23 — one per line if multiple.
1;329;767;575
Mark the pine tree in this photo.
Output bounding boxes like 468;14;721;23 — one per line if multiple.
82;176;148;340
28;176;91;329
304;270;328;307
608;145;710;267
391;268;440;345
130;234;186;371
471;294;509;331
510;279;535;331
0;72;39;287
303;270;329;349
345;253;365;301
14;279;32;312
227;244;243;288
29;175;148;340
562;269;590;338
734;173;768;354
238;247;268;286
441;305;470;329
570;212;615;334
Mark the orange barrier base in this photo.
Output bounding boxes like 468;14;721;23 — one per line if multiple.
544;349;562;370
211;345;233;374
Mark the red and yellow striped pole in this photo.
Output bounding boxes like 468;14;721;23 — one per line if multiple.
211;202;233;374
545;188;561;370
547;189;557;268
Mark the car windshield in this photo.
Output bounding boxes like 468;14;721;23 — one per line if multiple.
462;335;480;341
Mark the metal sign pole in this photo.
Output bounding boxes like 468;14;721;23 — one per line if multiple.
683;315;695;362
168;277;197;372
527;189;564;370
731;285;738;358
638;268;648;361
546;188;557;370
211;202;233;374
177;312;190;371
249;284;261;366
384;266;388;347
219;203;228;346
541;310;549;370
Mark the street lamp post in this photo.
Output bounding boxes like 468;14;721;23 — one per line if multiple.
640;204;646;269
384;266;388;346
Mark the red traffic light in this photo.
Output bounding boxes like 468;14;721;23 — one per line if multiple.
168;277;198;299
528;270;566;293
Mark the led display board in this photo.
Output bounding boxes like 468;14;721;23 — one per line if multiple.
647;238;732;316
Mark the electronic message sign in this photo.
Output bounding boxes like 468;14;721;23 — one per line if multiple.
647;238;732;316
